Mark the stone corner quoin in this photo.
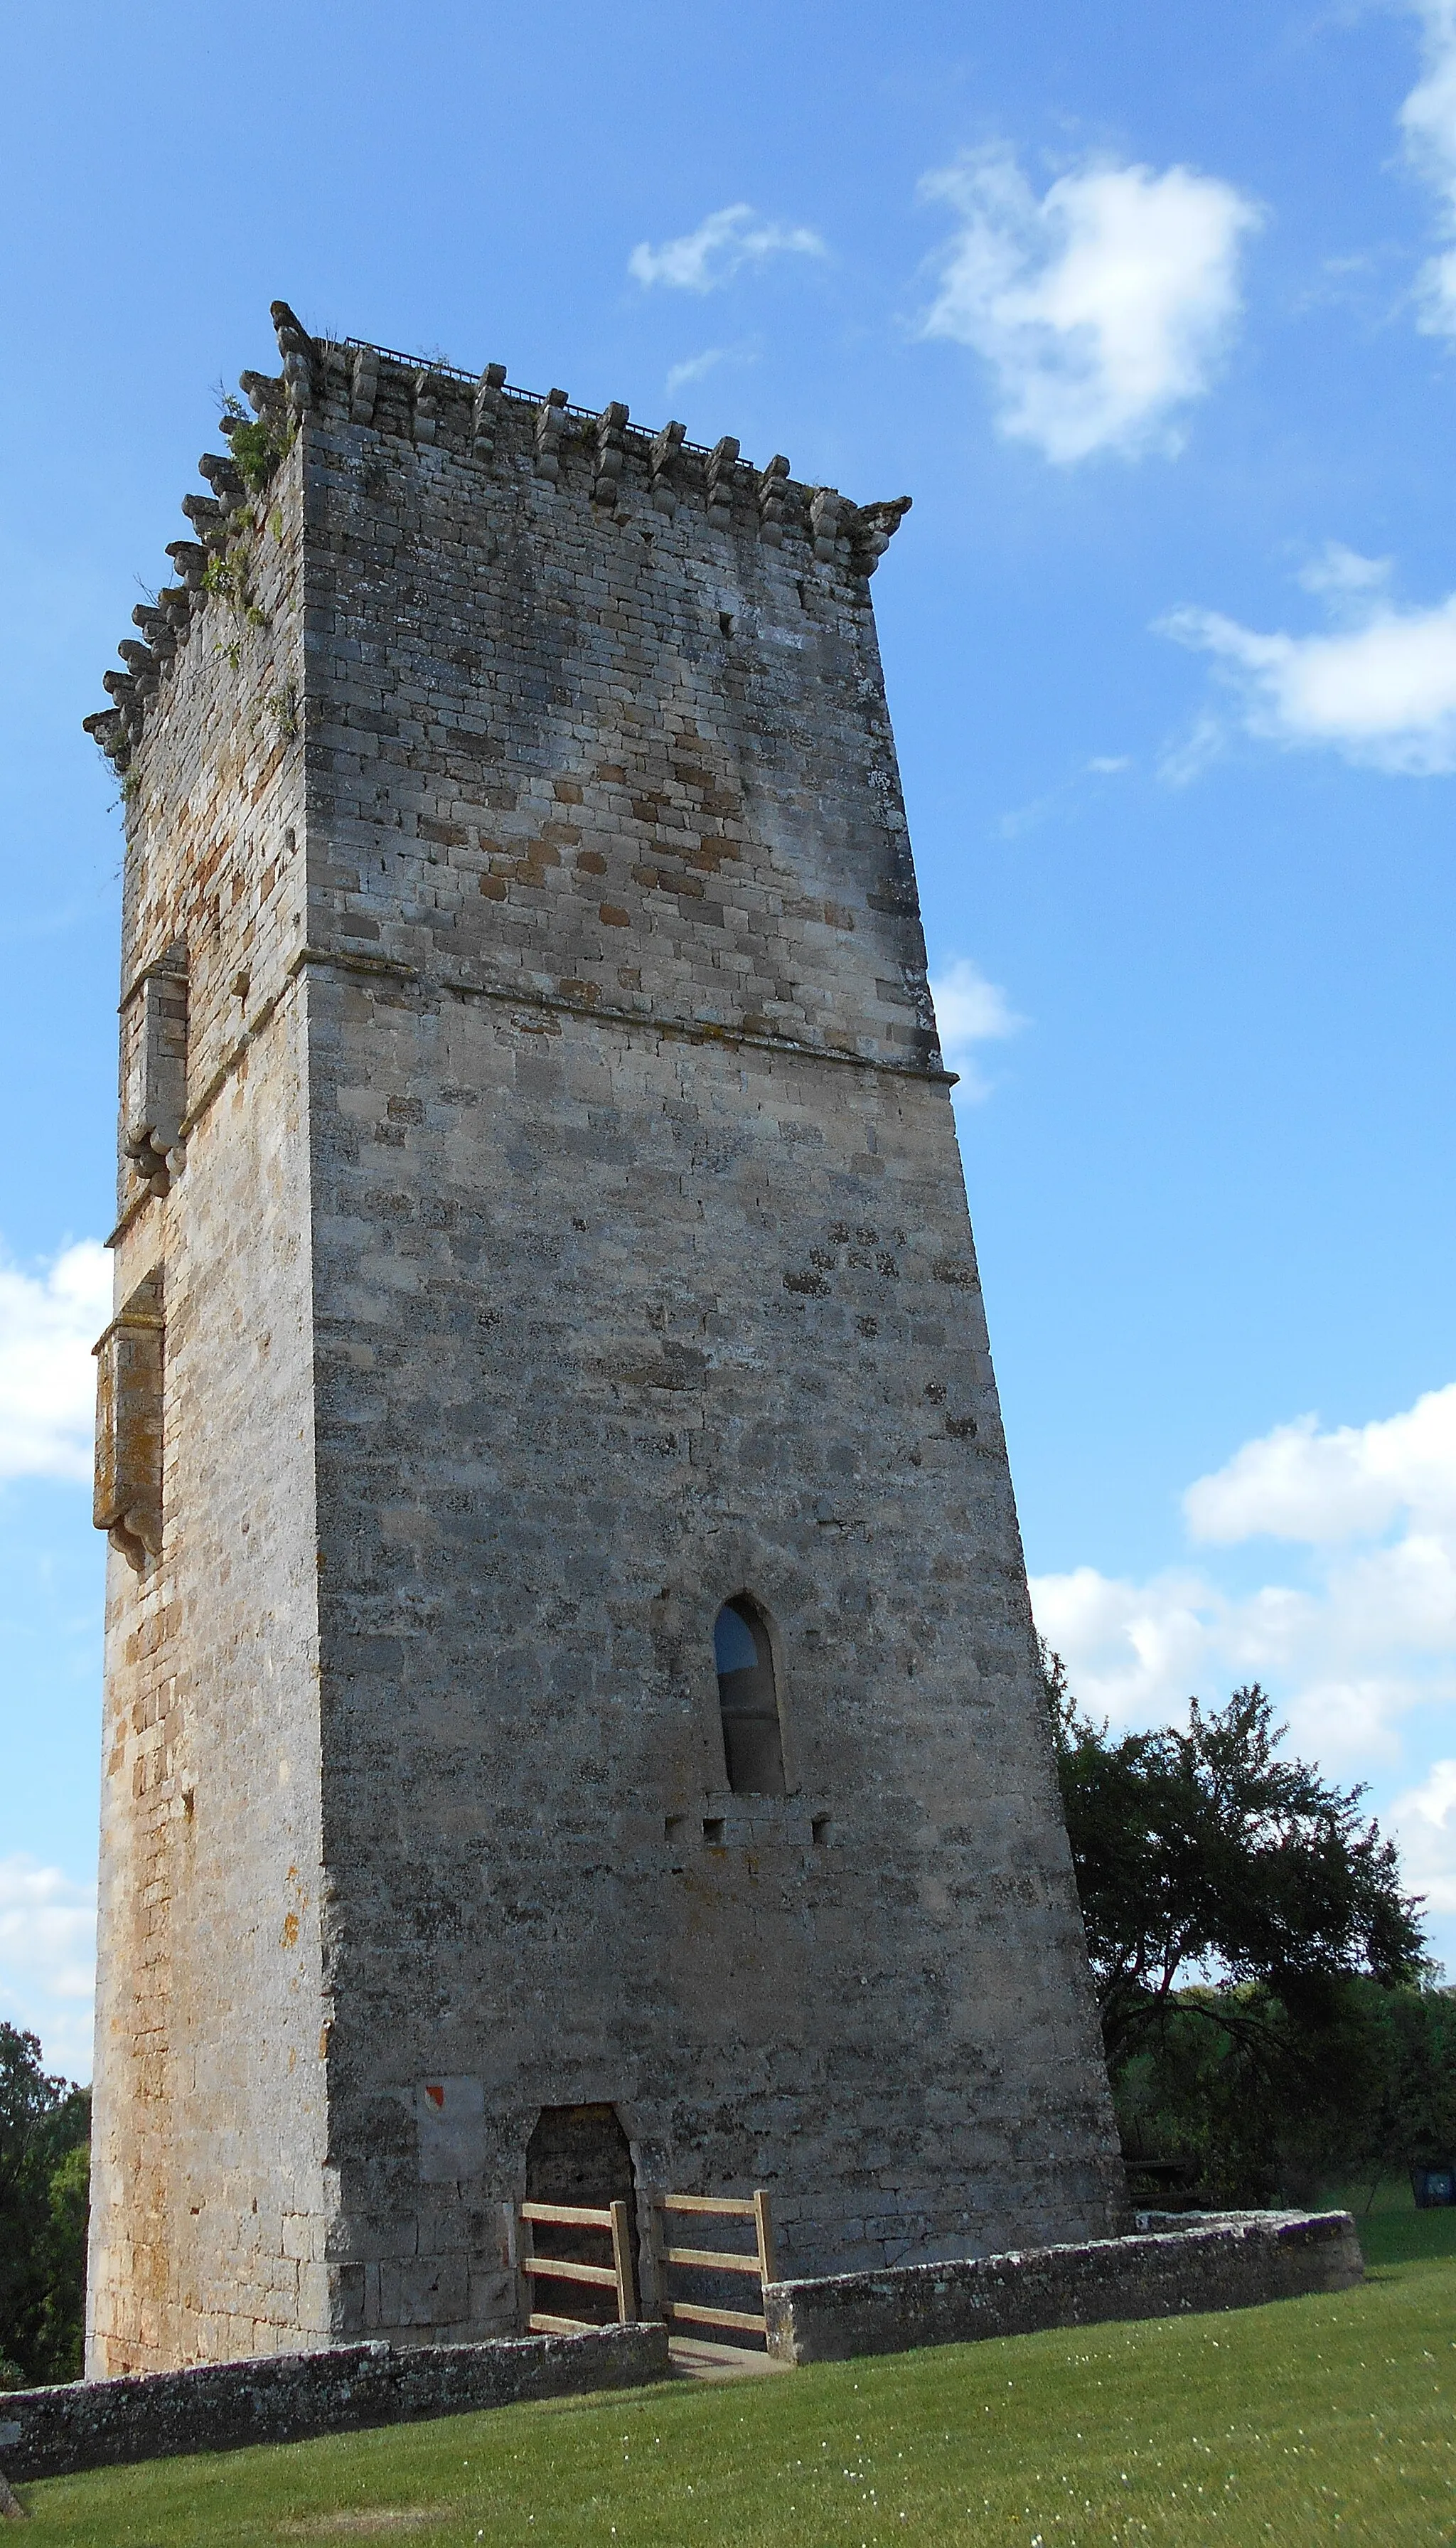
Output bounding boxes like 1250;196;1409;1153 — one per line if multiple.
80;295;1126;2381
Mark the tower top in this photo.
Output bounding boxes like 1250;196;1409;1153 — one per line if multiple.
84;298;911;777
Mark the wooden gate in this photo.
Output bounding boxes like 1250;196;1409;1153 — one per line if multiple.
519;2197;638;2334
644;2189;778;2355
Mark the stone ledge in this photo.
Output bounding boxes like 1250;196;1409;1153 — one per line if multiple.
761;2209;1362;2366
0;2320;669;2482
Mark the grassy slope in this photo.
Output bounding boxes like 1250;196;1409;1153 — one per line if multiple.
16;2244;1453;2546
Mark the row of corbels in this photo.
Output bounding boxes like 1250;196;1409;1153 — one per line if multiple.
82;299;913;775
82;301;311;772
344;331;908;564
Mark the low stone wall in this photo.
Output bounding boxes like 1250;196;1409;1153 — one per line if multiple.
761;2209;1362;2366
0;2320;669;2483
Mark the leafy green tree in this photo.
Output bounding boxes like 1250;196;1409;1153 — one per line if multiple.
0;2024;90;2385
1042;1651;1428;2072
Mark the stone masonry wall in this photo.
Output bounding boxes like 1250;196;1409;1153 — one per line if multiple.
85;312;1125;2372
90;434;334;2373
297;339;1125;2340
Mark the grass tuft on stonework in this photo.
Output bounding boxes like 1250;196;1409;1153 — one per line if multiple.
14;2243;1454;2546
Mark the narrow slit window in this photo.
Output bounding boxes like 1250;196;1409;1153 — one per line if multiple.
714;1596;786;1798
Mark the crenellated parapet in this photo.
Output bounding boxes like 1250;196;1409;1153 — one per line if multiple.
83;298;911;777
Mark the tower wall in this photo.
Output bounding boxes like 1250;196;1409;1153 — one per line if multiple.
87;318;1124;2371
88;445;332;2373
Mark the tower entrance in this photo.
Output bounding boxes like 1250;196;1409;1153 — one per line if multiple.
523;2105;636;2328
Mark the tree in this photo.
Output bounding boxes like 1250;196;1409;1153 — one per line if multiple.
1042;1652;1428;2071
0;2024;90;2386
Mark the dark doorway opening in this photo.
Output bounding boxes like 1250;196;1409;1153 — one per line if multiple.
524;2104;635;2325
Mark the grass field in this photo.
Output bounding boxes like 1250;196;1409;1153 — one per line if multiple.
11;2218;1453;2546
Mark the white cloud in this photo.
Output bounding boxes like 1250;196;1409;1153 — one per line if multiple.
665;348;726;393
628;206;827;294
1297;542;1392;607
1390;1759;1456;1913
1401;1;1456;333
1162;566;1456;774
1160;578;1456;774
919;146;1260;464
0;1240;111;1483
0;1856;96;2081
928;956;1024;1097
1184;1385;1456;1546
1031;1381;1456;1803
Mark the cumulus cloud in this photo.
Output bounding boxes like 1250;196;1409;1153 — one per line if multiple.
0;1240;111;1483
1162;569;1456;774
1184;1385;1456;1546
628;206;826;294
928;956;1024;1097
665;348;727;393
919;147;1260;464
1401;1;1456;333
1029;1382;1456;1782
0;1857;96;2081
1390;1758;1456;1913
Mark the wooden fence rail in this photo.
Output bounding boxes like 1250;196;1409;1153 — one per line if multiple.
519;2197;638;2335
645;2189;778;2352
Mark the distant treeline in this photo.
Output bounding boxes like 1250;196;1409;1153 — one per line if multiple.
1;2025;89;2387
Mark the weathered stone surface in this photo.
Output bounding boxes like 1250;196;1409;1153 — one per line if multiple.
0;2321;668;2482
761;2210;1364;2365
87;324;1126;2378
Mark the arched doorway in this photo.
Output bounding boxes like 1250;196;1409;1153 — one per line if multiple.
524;2104;636;2325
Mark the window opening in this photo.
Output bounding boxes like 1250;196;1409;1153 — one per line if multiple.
714;1596;786;1797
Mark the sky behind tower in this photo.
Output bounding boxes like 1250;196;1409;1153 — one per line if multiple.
1;0;1454;2074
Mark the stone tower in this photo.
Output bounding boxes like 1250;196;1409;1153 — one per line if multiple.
83;302;1123;2376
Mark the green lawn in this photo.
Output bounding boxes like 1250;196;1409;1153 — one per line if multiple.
13;2245;1453;2546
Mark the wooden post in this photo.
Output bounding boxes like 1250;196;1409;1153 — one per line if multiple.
609;2197;638;2323
753;2187;778;2289
517;2203;533;2330
640;2193;664;2320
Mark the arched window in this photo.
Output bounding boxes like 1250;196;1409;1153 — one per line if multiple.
714;1596;786;1797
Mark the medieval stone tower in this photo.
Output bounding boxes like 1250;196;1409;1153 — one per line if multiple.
83;301;1123;2376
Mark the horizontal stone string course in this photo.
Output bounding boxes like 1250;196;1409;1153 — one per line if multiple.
0;2323;669;2484
761;2210;1365;2366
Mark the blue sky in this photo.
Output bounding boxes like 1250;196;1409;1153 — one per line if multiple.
3;0;1455;2078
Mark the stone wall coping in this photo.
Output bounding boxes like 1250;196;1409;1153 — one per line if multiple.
0;2320;670;2484
761;2209;1363;2366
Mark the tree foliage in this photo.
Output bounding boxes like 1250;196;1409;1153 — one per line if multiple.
1042;1649;1453;2205
0;2023;90;2386
1043;1651;1428;2069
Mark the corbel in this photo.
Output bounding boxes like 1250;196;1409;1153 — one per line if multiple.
757;454;790;548
240;368;289;427
270;298;317;415
165;540;208;592
181;492;228;543
350;344;380;427
534;387;569;482
809;488;845;563
847;497;912;577
413;368;443;446
471;361;508;465
158;585;193;640
593;400;629;506
705;436;739;531
132;604;176;663
198;452;247;513
649;419;685;516
82;709;130;769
